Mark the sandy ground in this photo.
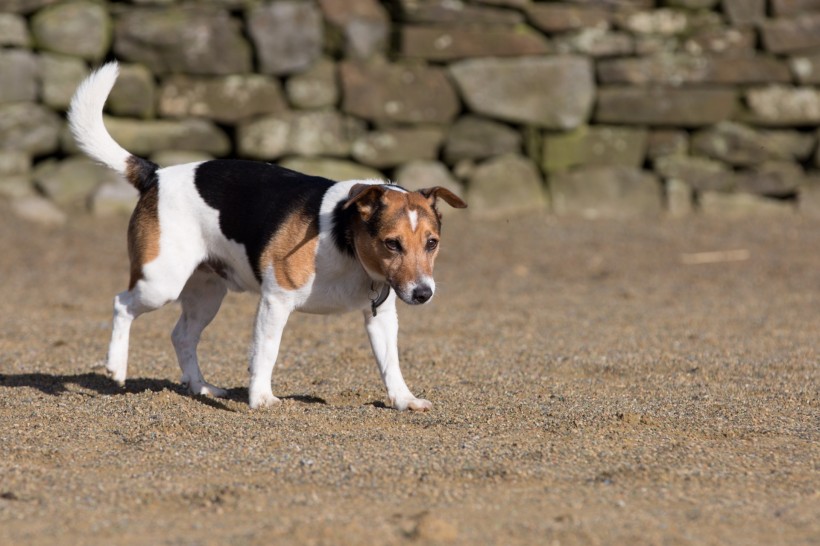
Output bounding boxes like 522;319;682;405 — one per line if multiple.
0;202;817;545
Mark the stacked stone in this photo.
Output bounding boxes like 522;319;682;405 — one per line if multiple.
1;0;819;224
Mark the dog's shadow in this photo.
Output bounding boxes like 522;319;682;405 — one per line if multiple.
0;372;328;413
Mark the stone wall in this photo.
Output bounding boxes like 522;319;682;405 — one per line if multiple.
2;0;820;224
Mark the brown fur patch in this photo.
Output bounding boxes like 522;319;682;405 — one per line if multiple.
352;190;441;288
260;209;319;290
127;184;160;289
352;223;388;278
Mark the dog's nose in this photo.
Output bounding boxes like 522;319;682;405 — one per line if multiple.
411;285;433;304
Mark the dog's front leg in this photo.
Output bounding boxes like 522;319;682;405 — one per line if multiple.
248;293;291;409
363;296;431;412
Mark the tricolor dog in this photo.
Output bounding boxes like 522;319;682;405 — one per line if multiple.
68;62;466;411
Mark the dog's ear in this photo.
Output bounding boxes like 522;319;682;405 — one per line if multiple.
418;187;468;209
343;183;385;221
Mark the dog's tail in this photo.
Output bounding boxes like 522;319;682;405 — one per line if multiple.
68;62;157;193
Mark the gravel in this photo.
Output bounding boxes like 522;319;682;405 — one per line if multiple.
0;202;817;545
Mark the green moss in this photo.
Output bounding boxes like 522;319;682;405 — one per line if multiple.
542;127;588;173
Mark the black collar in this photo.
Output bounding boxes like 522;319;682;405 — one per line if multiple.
370;282;391;317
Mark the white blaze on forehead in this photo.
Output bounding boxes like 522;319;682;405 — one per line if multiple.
408;209;419;232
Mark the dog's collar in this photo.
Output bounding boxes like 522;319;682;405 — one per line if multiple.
370;282;391;317
351;241;391;317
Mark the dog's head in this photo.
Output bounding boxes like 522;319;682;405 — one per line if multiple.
343;184;467;305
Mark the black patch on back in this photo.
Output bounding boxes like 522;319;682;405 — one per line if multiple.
193;160;335;282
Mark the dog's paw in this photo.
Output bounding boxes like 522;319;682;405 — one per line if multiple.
186;381;228;399
104;363;126;387
249;391;281;409
392;396;432;412
407;398;432;412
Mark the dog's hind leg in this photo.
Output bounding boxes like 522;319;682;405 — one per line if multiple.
105;289;148;386
105;280;186;386
106;248;202;387
172;268;228;398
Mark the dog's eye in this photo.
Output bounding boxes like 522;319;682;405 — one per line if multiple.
384;238;402;252
426;238;439;251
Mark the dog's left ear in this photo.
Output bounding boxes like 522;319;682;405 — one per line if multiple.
343;183;386;221
418;187;468;209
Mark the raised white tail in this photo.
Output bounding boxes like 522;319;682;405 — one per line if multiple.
68;62;131;176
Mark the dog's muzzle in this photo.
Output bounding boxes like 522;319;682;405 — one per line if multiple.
411;285;433;304
394;278;435;306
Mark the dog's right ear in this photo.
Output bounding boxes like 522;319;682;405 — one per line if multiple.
343;184;385;221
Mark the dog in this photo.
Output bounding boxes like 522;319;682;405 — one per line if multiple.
68;62;467;411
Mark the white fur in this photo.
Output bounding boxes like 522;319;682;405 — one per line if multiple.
67;62;130;175
172;269;228;397
363;292;430;411
70;63;434;411
408;209;419;232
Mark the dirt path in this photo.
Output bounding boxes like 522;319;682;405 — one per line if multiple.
0;204;817;545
